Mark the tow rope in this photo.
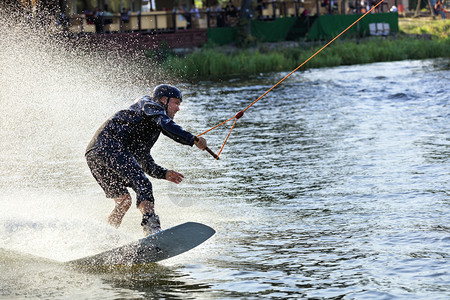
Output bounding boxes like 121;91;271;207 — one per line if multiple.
197;0;386;160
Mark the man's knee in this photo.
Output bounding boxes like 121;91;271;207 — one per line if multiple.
136;195;155;208
116;194;132;212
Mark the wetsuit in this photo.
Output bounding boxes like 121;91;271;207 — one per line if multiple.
85;96;195;206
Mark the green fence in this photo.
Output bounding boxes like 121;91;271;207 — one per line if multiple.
207;17;301;45
207;13;399;45
307;13;399;40
206;27;238;46
250;17;298;42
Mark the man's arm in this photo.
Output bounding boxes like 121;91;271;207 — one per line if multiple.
156;115;195;146
158;117;208;152
139;154;186;184
137;153;167;179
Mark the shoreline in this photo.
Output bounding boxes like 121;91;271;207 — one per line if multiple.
150;17;450;80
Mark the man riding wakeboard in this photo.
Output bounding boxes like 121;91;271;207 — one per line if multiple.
85;84;207;236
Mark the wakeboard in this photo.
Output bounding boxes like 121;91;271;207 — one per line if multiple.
67;222;215;266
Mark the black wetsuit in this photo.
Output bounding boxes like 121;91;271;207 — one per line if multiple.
85;96;195;206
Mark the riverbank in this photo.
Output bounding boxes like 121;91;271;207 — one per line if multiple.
149;17;449;80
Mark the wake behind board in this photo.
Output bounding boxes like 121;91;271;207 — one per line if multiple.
68;222;215;266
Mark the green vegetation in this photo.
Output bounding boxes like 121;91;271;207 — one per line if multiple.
147;18;450;80
399;17;450;39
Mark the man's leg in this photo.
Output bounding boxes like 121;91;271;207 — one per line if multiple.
88;147;159;235
138;199;154;215
86;150;132;228
107;194;132;228
138;200;161;236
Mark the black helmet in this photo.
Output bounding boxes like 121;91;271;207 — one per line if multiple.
153;84;182;102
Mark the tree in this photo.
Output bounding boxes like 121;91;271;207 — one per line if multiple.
239;0;253;35
414;0;436;18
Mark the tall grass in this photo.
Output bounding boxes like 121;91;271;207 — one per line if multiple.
163;49;293;78
152;19;450;80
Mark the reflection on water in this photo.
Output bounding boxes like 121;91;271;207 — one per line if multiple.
0;10;449;298
0;249;211;299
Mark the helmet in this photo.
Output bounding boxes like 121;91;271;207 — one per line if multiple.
152;84;182;102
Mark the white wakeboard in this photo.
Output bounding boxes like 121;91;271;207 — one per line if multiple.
67;222;215;266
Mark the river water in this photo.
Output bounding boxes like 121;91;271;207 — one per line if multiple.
1;16;449;300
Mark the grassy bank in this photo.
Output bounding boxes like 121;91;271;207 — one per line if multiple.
151;18;450;80
399;17;450;39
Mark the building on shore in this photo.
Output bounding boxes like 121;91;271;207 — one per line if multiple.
11;0;402;50
19;0;407;19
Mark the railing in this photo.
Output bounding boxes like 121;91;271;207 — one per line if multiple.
258;0;309;19
65;1;391;34
66;10;240;34
67;12;181;34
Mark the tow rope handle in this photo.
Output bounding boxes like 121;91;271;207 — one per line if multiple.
194;136;219;160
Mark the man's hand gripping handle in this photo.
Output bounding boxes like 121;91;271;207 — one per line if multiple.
194;136;219;160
